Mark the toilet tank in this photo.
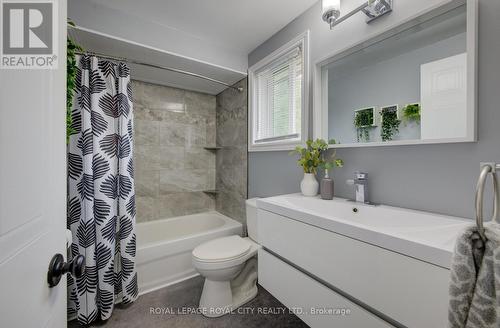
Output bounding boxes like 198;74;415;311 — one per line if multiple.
246;198;259;242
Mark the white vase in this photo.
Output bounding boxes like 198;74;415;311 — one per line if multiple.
300;173;319;197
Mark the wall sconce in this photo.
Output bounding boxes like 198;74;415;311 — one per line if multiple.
322;0;341;26
322;0;393;29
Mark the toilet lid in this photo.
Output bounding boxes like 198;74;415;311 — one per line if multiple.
193;236;251;262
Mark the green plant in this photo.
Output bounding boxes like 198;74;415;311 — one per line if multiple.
289;139;343;174
354;108;374;142
401;103;421;123
380;106;400;142
320;140;344;175
67;20;83;143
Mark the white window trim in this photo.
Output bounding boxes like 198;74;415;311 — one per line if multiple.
248;30;310;152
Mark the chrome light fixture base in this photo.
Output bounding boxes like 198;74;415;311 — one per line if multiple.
323;0;393;29
322;9;341;29
362;0;393;23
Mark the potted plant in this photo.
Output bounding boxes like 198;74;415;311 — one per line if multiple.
380;105;401;142
67;20;83;143
290;139;343;197
401;103;421;124
354;107;377;142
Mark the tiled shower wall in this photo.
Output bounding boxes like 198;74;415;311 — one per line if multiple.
133;81;216;222
215;78;248;225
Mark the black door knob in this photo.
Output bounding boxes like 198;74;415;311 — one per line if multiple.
47;253;85;288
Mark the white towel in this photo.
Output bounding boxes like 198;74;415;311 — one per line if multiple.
448;223;500;328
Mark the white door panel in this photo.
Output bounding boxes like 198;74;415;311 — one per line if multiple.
0;1;67;327
420;53;467;140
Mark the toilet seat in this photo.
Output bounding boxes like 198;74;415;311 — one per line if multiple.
193;235;251;263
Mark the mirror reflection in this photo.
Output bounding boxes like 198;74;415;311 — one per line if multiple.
326;5;468;145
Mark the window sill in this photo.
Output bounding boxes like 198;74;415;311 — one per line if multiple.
248;142;302;152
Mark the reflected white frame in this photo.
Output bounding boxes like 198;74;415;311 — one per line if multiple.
313;0;477;149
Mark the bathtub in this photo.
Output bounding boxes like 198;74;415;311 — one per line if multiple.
136;211;242;295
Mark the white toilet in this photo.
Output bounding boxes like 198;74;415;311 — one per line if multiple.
192;198;260;317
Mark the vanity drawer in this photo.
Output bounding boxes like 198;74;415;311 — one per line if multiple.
258;209;450;328
259;249;393;328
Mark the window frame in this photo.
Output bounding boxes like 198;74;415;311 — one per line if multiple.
248;30;310;152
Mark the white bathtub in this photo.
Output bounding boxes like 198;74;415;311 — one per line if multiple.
136;211;242;295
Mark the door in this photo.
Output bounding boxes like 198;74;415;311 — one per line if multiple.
420;52;468;140
0;1;67;327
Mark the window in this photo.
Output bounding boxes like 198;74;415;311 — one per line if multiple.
248;31;309;151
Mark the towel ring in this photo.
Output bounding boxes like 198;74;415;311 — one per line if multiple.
475;163;499;241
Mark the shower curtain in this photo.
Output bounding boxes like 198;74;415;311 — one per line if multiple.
67;55;138;324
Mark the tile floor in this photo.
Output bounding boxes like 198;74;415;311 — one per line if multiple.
69;276;309;328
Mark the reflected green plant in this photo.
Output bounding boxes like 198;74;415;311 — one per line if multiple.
401;103;421;124
354;108;374;142
380;106;400;142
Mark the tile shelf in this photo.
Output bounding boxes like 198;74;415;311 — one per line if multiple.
202;190;219;194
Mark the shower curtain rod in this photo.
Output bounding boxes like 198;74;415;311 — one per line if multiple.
74;50;244;93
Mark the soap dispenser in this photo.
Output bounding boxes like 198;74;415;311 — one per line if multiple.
321;169;334;200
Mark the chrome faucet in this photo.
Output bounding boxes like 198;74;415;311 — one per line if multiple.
347;172;369;204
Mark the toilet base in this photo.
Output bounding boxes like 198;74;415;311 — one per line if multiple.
199;258;258;318
232;283;258;310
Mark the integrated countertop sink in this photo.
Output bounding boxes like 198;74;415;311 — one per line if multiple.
256;194;472;268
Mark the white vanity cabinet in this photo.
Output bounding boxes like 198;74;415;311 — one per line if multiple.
255;195;466;328
259;249;393;328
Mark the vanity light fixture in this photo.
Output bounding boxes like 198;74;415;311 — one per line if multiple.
322;0;341;27
322;0;393;29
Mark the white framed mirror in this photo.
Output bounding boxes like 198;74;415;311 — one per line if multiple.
313;0;477;148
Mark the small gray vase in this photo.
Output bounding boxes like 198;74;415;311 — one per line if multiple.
320;170;334;200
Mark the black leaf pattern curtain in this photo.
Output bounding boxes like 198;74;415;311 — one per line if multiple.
67;55;138;325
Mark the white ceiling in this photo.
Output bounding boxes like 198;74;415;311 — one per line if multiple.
86;0;318;55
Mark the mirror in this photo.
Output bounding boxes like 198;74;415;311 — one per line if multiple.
316;0;476;147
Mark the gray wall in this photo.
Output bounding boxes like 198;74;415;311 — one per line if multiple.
216;79;248;225
133;81;216;222
248;0;500;219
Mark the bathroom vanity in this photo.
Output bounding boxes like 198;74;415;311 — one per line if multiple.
256;194;471;328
